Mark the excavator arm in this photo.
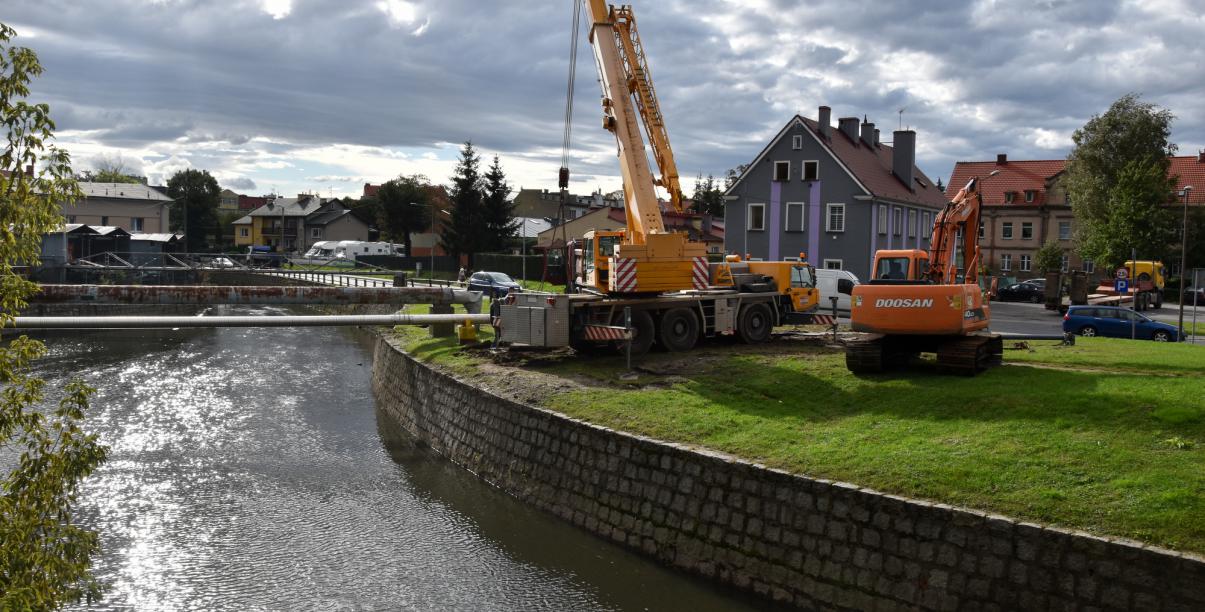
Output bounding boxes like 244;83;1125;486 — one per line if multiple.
927;178;983;286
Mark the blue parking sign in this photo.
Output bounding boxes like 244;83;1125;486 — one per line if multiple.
1115;279;1129;294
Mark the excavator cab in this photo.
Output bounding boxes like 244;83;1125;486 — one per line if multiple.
870;250;930;283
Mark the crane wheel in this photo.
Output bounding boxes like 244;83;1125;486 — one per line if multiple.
612;310;655;355
658;308;699;352
737;302;773;344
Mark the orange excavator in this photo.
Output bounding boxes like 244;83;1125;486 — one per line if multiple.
845;177;1002;375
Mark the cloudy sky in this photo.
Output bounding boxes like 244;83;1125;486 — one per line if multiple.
7;0;1204;199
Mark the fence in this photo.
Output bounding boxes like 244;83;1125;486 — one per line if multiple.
357;255;459;273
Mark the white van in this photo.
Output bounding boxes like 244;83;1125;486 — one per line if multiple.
814;268;860;313
296;241;404;265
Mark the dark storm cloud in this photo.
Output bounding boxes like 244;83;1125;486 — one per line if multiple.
9;0;1204;189
224;177;257;190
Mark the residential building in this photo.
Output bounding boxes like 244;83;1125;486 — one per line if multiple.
535;202;724;254
63;182;173;234
218;189;240;210
233;197;372;253
948;152;1205;280
723;106;948;279
512;188;622;225
303;201;371;247
238;194;267;210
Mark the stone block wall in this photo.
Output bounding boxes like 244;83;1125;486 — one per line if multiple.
372;334;1205;611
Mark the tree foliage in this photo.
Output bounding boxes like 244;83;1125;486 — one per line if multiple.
724;164;749;190
166;168;220;252
691;174;724;217
1065;93;1178;268
0;22;108;608
1034;239;1064;274
481;155;516;252
440;142;487;263
83;153;143;184
375;174;431;256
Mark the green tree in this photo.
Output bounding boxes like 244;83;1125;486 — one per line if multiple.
691;173;724;217
375;174;431;256
1065;93;1178;268
723;163;749;190
1034;239;1064;274
86;153;143;184
0;22;108;608
481;155;516;252
167;169;220;252
440;141;486;265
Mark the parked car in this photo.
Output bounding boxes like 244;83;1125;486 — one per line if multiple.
1021;278;1046;290
1183;286;1205;306
1062;305;1182;341
814;268;860;313
468;271;522;298
996;282;1045;303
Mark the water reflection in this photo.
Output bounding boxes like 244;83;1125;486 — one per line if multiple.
24;307;772;611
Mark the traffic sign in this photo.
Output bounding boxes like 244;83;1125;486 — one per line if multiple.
1115;279;1129;294
1116;267;1129;280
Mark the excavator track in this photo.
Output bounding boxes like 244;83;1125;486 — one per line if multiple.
845;338;885;373
935;335;1003;376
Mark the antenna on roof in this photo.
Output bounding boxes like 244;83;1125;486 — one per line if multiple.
898;107;906;130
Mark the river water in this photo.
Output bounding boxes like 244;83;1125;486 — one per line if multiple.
25;306;766;611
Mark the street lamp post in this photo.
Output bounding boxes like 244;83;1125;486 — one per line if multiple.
1179;186;1193;336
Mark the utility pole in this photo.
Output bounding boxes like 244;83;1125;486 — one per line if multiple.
1179;186;1193;336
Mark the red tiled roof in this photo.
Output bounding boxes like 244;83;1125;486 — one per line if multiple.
363;183;380;198
950;154;1205;206
948;159;1066;207
800;117;948;208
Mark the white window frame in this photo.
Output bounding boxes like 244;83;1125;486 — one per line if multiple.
1020;254;1032;272
773;161;790;182
791;135;803;150
131;217;144;232
239;227;249;238
1002;222;1013;240
823;259;843;270
893;208;903;235
802;160;819;181
825;203;845;233
1058;221;1071;240
1025;190;1035;203
908;210;917;238
748;203;766;231
1000;254;1012;271
877;204;887;235
1021;222;1033;240
1083;259;1095;274
922;212;930;239
1004;192;1015;204
785;202;805;232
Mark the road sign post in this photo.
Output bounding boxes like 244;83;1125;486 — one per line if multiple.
1116;275;1134;339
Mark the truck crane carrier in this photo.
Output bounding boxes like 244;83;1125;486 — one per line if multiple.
499;1;830;354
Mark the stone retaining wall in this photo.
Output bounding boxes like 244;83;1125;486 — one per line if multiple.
371;334;1205;611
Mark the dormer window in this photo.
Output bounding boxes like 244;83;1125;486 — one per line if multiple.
1004;191;1015;204
1024;190;1036;203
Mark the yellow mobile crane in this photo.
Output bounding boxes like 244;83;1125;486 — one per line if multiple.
499;2;827;354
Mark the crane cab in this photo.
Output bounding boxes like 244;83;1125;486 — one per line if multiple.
581;229;625;293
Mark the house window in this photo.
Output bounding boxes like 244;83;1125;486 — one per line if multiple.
893;208;903;235
785;202;805;232
823;259;843;270
67;215;76;223
311;228;321;238
1002;222;1013;239
1020;254;1032;272
826;203;845;232
877;204;887;234
1061;254;1069;272
978;220;985;239
1021;222;1033;240
774;161;790;182
803;160;819;181
1004;192;1015;204
748;203;765;231
1083;259;1095;274
1058;221;1071;240
1000;254;1012;271
131;217;144;232
239;228;249;238
908;210;917;238
1025;190;1036;203
792;135;803;150
922;212;930;239
100;216;109;226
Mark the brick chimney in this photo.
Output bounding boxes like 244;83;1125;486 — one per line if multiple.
997;153;1007;165
838;117;860;143
1198;149;1204;163
860;119;876;148
818;106;831;140
893;130;916;191
874;128;880;147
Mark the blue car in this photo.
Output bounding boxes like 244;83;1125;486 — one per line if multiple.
467;271;522;298
1062;305;1182;341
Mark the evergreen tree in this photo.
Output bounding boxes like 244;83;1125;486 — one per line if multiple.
481;155;517;252
0;22;108;608
1065;93;1178;268
935;177;945;193
375;174;431;256
691;174;724;217
166;169;221;252
440;141;486;265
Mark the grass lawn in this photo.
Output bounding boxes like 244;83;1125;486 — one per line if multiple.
388;320;1205;553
